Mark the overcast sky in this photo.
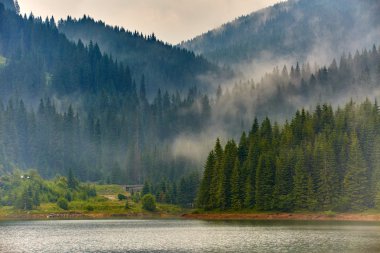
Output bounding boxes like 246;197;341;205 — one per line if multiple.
18;0;281;44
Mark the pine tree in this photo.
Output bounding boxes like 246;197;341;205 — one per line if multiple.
273;148;295;211
68;168;77;190
212;138;224;209
244;127;260;208
293;150;308;210
142;181;151;196
243;175;254;209
315;135;338;210
197;151;216;209
218;140;237;210
255;153;275;211
343;133;369;211
230;158;242;210
306;176;318;211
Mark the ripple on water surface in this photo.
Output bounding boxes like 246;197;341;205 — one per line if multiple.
0;220;380;253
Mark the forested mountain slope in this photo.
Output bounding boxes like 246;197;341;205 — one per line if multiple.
181;0;380;66
0;4;210;187
58;16;229;96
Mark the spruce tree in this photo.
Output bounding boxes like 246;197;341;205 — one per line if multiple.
197;151;216;209
343;133;369;211
255;153;275;211
230;158;242;210
219;140;237;210
315;135;338;210
293;150;308;210
244;134;260;208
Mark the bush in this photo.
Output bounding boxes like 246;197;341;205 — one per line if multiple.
324;210;337;217
86;205;95;211
118;194;127;201
141;194;156;211
132;192;141;203
87;186;97;197
57;197;69;210
65;191;73;202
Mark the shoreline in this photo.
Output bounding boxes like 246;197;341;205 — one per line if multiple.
182;212;380;222
0;212;184;221
2;211;380;222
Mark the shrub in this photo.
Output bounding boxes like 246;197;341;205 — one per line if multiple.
324;210;337;217
141;194;156;211
86;205;95;211
87;186;97;197
132;192;141;203
118;194;127;201
57;197;69;210
65;191;73;202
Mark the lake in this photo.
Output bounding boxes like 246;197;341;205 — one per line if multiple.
0;219;379;253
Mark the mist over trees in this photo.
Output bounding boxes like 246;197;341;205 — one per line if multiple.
0;4;211;185
212;46;380;136
198;100;380;212
181;0;380;65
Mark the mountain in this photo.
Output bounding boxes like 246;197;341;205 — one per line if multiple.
58;16;230;96
180;0;380;66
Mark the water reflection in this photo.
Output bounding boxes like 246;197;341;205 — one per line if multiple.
0;219;379;253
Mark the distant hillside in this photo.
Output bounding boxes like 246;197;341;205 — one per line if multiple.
58;16;230;96
181;0;380;66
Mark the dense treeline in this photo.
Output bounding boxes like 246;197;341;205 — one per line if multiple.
141;171;200;207
58;16;228;96
214;44;380;135
198;100;380;212
0;92;210;183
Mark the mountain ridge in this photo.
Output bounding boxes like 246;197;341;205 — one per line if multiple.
58;16;231;96
180;0;380;66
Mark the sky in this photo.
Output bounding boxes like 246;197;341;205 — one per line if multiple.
18;0;281;44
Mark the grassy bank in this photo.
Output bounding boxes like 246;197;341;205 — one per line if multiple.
0;184;188;220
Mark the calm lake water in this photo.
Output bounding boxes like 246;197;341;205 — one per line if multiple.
0;219;379;253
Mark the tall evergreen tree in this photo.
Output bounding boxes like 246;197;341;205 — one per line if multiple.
343;134;369;211
197;151;216;209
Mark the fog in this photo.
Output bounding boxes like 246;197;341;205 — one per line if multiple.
171;0;380;163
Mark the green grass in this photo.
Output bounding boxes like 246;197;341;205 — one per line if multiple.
0;184;188;219
95;184;126;195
